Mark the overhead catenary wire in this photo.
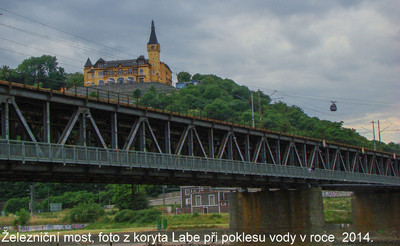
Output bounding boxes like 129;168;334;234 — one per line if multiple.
0;7;138;58
0;46;82;70
0;23;125;60
247;84;400;109
0;37;83;63
0;7;203;77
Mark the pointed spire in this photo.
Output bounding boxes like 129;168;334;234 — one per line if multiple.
147;20;159;45
84;58;92;67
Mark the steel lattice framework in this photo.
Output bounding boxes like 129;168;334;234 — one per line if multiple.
0;81;399;189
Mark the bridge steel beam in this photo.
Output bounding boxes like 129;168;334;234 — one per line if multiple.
0;81;399;188
0;97;10;140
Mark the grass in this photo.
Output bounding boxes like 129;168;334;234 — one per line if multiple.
323;197;352;224
0;210;70;227
163;213;229;229
0;197;352;230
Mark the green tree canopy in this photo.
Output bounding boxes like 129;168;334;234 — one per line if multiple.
17;55;66;89
65;72;84;88
177;71;191;82
108;184;148;210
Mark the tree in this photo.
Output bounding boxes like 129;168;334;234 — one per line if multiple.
17;55;66;89
109;184;148;210
4;197;29;215
140;88;158;108
133;89;142;103
66;72;84;88
13;209;30;226
204;98;232;121
177;71;191;82
68;202;104;223
0;66;21;83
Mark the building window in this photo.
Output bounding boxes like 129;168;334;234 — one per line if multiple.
118;69;123;75
109;70;113;75
151;45;154;49
103;70;108;76
195;195;201;206
117;77;124;84
139;69;144;75
128;68;132;74
185;198;191;205
127;77;135;83
98;80;105;85
209;195;215;205
134;69;137;74
139;77;144;82
152;70;155;75
107;78;115;84
91;74;94;78
185;189;190;195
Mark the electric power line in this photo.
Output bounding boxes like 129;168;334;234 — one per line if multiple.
0;7;138;58
0;46;82;70
0;36;82;63
0;23;126;60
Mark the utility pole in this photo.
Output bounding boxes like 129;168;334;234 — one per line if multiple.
162;185;167;206
251;92;255;127
377;120;381;146
258;90;262;127
30;183;35;215
371;121;376;150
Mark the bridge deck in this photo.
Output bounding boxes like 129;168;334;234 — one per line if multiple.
0;140;398;189
0;80;399;189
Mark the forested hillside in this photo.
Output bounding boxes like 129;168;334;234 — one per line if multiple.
140;72;398;153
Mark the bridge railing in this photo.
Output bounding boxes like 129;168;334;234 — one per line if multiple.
0;140;399;186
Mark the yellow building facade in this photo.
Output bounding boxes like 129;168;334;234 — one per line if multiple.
84;21;172;86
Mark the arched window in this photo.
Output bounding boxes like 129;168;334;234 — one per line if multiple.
98;80;105;85
139;69;144;75
118;69;123;75
107;78;115;84
117;77;124;84
127;77;135;83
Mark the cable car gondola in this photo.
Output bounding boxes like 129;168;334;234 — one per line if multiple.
330;101;337;111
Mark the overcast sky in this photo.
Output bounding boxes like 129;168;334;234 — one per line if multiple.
0;0;399;145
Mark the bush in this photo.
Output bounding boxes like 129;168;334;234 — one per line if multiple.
4;197;29;215
68;202;104;223
89;91;98;98
114;208;162;225
114;209;136;223
13;209;30;226
210;213;222;219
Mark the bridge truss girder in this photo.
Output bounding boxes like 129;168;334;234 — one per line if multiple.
0;82;399;188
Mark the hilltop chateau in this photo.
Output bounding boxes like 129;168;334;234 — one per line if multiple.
83;21;172;86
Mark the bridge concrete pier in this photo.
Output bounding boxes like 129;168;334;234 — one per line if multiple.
352;191;400;233
229;187;325;245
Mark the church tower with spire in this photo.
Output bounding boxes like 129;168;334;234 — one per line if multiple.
147;20;161;83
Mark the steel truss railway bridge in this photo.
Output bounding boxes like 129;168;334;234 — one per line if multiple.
0;80;399;189
1;80;399;235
